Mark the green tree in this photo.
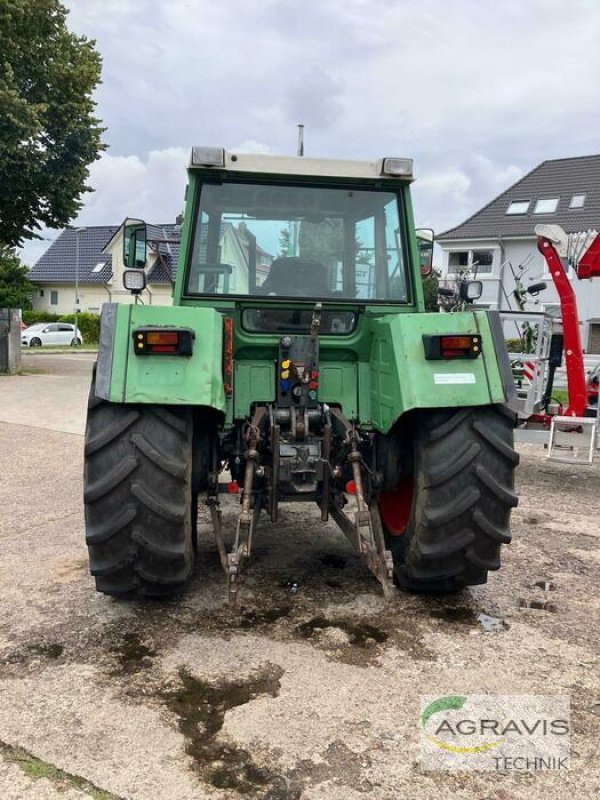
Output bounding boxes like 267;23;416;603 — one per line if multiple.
0;0;105;246
0;247;34;308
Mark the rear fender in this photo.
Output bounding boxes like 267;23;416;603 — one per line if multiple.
368;310;514;433
95;303;226;410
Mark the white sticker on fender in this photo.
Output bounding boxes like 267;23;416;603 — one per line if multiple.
433;373;476;385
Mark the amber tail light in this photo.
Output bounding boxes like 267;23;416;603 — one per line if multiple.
423;334;482;360
132;328;194;356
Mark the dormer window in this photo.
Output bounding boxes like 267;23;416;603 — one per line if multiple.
570;194;586;209
534;198;559;214
506;200;530;215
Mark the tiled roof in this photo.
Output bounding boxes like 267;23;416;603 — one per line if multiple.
148;246;180;283
29;223;182;285
29;226;118;284
147;224;181;284
438;155;600;241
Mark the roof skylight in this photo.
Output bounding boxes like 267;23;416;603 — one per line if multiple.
534;198;559;214
506;200;530;215
570;194;586;209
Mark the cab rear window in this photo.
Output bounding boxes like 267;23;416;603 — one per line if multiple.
242;308;356;334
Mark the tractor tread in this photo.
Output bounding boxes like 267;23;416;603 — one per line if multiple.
131;432;187;478
137;564;191;587
414;529;475;559
472;508;512;544
83;372;194;598
423;486;480;528
148;406;188;434
131;528;186;560
85;410;139;455
475;463;519;507
382;405;518;593
85;504;138;545
425;441;480;487
131;481;187;521
90;549;137;577
465;546;501;571
84;456;137;503
473;420;521;465
427;408;473;441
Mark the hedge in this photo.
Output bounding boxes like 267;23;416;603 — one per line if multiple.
22;310;100;343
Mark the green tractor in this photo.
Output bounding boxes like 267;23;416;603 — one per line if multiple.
84;147;519;604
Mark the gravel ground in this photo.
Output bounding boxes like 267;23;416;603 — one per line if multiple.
0;354;598;799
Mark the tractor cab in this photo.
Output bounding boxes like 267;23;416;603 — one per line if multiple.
173;149;421;318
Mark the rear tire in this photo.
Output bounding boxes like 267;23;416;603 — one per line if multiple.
379;405;519;592
84;374;194;597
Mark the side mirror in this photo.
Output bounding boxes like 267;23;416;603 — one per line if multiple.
123;218;147;268
459;280;483;302
416;228;434;277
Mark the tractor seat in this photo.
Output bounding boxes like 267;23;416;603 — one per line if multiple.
260;256;330;296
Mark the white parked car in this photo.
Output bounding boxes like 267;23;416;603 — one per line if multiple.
21;322;83;347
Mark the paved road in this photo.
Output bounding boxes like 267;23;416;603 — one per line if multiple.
0;355;598;800
0;352;95;435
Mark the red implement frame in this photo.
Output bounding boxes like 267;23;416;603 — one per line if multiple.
537;234;599;417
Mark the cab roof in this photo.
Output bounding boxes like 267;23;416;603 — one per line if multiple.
188;147;414;182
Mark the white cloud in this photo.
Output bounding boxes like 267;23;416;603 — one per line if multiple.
78;147;189;225
21;0;600;262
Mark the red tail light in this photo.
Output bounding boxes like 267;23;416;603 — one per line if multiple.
133;328;194;356
423;334;481;360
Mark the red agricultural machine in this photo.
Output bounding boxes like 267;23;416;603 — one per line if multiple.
514;224;600;462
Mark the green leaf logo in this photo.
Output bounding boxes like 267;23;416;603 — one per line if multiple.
422;695;504;754
421;695;467;729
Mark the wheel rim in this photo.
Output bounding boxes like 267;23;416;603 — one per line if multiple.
30;338;41;347
378;475;414;536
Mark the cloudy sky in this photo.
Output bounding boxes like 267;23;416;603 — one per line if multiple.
21;0;600;264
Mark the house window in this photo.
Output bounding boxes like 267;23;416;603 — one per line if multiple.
534;198;559;214
448;251;469;269
570;194;586;209
39;289;44;297
471;250;494;273
50;290;58;306
506;200;530;215
448;249;494;275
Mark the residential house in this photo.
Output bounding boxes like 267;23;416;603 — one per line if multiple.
29;219;273;314
28;223;180;314
436;155;600;352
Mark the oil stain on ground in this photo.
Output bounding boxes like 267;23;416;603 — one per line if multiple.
109;632;157;675
160;664;300;798
296;616;388;648
239;606;292;629
0;641;64;673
